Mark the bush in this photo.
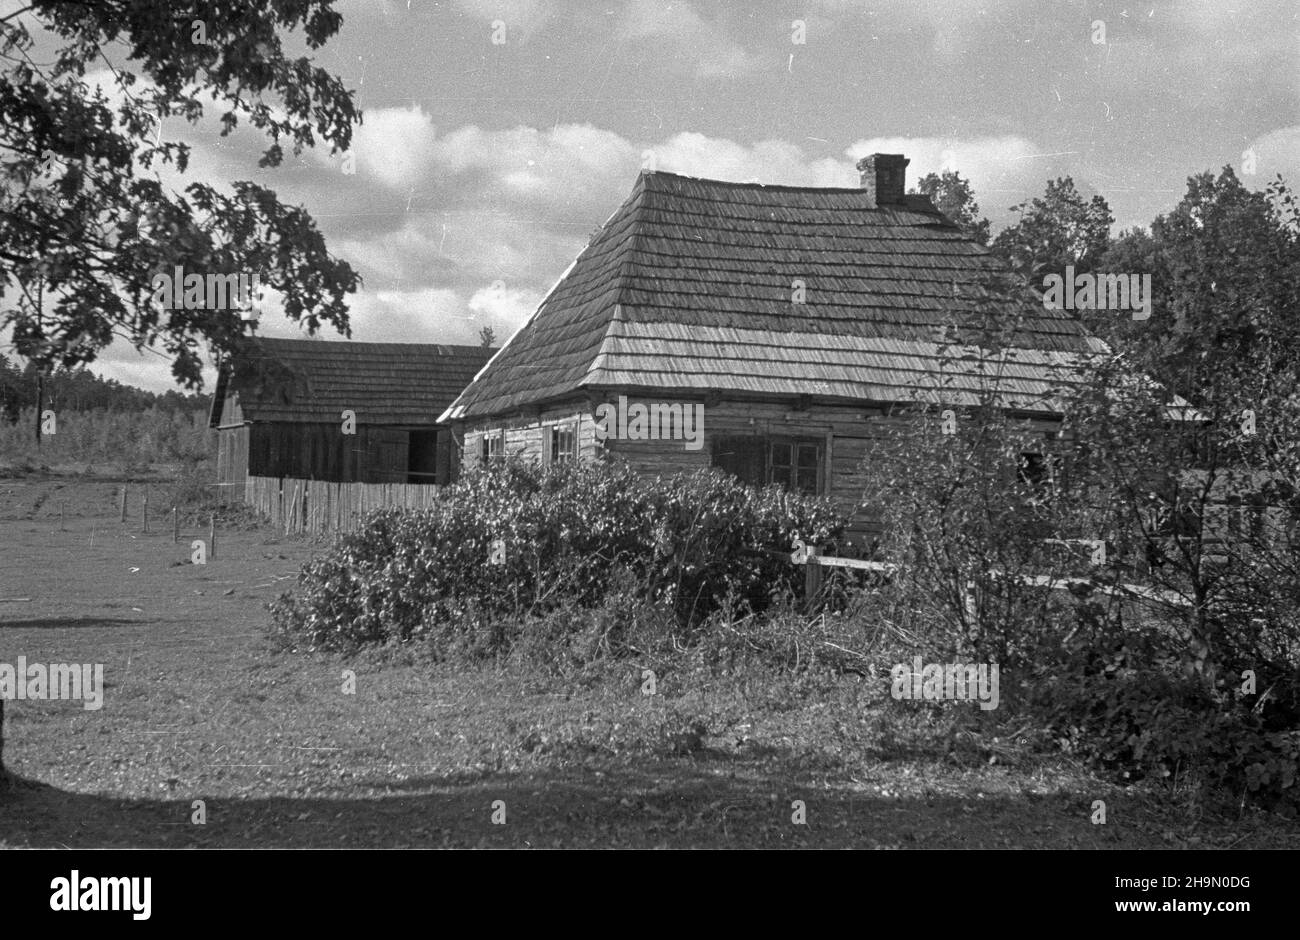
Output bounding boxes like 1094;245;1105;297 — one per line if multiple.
269;460;846;656
1021;608;1300;814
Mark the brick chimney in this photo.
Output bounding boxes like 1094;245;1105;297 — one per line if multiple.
857;153;909;208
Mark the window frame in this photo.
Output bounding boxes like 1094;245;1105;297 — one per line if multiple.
480;431;504;464
712;433;824;495
548;422;578;464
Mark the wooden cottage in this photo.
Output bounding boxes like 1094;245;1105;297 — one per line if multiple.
439;153;1109;545
211;338;495;496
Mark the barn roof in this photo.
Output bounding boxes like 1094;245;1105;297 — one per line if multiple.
209;338;495;428
440;169;1111;421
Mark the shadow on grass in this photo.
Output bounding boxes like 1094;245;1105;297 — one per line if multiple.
0;617;161;630
0;760;1204;849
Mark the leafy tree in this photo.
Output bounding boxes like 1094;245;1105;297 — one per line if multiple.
911;170;990;245
860;172;1300;806
478;325;496;348
1131;169;1299;405
0;0;361;398
991;177;1113;281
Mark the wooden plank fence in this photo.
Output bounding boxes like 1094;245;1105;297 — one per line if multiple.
244;475;443;535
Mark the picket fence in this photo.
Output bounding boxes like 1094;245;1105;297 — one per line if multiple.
244;475;443;535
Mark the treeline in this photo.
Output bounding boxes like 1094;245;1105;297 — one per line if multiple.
0;407;213;470
0;354;210;423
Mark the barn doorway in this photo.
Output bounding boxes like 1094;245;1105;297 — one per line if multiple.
408;430;439;483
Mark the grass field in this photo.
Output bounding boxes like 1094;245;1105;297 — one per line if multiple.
2;475;1298;848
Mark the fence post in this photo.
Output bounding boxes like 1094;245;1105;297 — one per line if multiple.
209;513;216;560
804;545;823;608
119;485;127;522
142;487;149;533
173;506;179;543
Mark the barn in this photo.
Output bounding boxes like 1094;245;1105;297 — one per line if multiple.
438;154;1109;546
210;338;496;497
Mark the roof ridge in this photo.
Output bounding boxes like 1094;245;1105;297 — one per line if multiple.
638;169;881;195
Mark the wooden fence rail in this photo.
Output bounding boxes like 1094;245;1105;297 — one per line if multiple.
244;475;444;535
784;542;1190;609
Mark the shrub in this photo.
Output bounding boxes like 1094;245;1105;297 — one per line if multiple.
1020;606;1300;814
269;460;846;656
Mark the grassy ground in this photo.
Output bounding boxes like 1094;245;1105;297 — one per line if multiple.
2;478;1298;848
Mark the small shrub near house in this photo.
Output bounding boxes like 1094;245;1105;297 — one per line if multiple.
269;460;846;657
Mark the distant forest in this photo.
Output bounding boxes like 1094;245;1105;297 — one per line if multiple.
0;354;210;422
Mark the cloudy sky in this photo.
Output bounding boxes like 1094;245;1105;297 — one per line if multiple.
11;0;1300;393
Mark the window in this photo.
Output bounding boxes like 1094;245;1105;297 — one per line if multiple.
712;436;766;488
549;423;577;463
712;435;822;494
770;439;822;494
480;432;503;463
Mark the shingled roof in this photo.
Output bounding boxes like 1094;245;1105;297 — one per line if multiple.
440;168;1110;422
210;338;495;428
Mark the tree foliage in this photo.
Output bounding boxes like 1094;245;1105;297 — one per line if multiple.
991;176;1113;281
861;168;1300;811
911;169;990;245
0;0;361;389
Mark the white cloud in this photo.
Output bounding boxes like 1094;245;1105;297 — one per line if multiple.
342;105;441;189
845;134;1049;202
431;123;637;200
650;132;854;186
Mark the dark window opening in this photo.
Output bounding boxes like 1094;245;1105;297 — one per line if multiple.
712;436;766;489
713;435;823;494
